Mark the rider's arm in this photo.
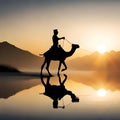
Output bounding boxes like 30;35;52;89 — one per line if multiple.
58;37;65;40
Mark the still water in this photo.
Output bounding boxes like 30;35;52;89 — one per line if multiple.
0;71;120;120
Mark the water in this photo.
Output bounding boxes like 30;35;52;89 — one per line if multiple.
0;71;120;120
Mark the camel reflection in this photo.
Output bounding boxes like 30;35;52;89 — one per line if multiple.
40;74;79;109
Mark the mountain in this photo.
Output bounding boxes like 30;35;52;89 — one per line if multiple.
0;41;43;71
68;51;120;71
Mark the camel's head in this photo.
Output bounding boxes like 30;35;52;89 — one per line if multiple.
72;44;80;49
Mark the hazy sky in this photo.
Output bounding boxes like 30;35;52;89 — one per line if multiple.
0;0;120;55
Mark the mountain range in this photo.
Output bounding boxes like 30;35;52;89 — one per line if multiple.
68;51;120;71
0;41;120;72
0;41;43;71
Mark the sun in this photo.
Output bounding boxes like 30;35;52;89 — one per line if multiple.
97;45;107;54
97;88;107;97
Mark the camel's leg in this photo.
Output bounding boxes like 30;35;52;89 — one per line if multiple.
58;61;62;74
46;60;52;76
40;59;46;75
61;61;67;71
41;77;46;86
58;73;67;85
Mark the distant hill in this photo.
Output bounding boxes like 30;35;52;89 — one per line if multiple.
0;41;43;71
68;51;120;71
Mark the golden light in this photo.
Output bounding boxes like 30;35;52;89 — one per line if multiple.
97;45;107;54
97;88;107;97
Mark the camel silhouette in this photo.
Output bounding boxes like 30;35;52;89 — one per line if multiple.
40;44;79;76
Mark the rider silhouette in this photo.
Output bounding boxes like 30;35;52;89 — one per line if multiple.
40;74;79;109
50;29;65;56
44;29;65;58
52;29;65;48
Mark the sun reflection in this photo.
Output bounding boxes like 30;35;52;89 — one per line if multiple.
97;88;107;97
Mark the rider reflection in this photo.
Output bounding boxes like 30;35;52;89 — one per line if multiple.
40;74;79;109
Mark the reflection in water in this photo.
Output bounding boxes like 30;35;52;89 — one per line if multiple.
69;71;120;91
0;71;120;120
97;88;107;97
0;73;40;98
40;74;79;109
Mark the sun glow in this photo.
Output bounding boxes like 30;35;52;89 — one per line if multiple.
97;45;107;54
97;88;107;97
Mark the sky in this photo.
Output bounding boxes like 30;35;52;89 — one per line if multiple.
0;0;120;56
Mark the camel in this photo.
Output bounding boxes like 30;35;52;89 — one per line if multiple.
40;44;79;75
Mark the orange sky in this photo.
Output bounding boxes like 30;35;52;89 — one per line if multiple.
0;0;120;56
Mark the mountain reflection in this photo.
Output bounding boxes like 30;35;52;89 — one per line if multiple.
69;71;120;91
0;73;40;98
0;71;120;100
40;74;79;109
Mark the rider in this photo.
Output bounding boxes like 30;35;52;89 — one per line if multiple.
52;29;65;48
51;29;65;54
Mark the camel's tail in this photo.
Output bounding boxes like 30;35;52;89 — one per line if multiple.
39;54;44;57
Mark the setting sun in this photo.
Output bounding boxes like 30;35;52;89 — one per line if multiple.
97;45;107;54
97;88;107;97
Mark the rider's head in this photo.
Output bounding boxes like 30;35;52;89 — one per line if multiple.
53;29;58;35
